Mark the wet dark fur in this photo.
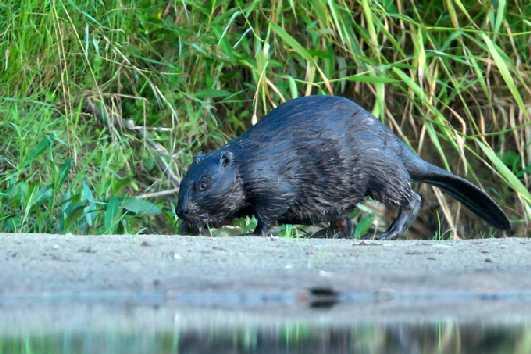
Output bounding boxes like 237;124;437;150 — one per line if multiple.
177;96;510;238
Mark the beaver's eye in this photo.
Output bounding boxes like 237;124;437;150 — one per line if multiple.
197;177;209;191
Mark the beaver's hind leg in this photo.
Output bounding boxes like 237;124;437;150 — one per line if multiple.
332;218;353;238
377;192;421;240
368;157;422;240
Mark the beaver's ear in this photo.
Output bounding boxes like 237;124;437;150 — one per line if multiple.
193;153;205;164
219;151;233;167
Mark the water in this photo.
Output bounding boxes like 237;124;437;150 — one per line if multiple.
1;323;527;354
1;302;529;354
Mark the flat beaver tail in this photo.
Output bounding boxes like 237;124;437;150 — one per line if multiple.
419;173;510;230
400;144;510;230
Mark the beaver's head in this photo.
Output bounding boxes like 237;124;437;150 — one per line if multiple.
176;150;244;230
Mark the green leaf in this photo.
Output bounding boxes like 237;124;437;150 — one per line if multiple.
425;121;450;170
354;214;375;238
494;0;506;34
464;48;489;99
481;34;526;114
104;197;122;234
33;186;53;206
63;201;88;232
217;10;241;45
344;73;397;84
57;158;73;186
81;180;97;227
24;135;53;166
9;182;29;204
122;198;161;216
476;140;531;206
111;177;133;195
361;0;379;57
270;22;312;61
392;67;451;169
195;89;232;99
288;76;298;99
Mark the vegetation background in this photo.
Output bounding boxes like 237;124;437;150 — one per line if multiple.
0;0;529;238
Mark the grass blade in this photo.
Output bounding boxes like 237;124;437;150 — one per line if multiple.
104;197;121;234
122;198;161;216
481;33;526;114
476;140;531;206
270;22;312;62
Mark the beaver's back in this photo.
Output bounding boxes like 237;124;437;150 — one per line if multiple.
241;96;369;140
238;95;403;152
233;96;404;169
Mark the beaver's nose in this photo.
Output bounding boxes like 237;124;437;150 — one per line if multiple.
177;205;192;219
176;205;189;219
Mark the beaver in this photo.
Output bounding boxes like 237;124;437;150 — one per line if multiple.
176;95;510;238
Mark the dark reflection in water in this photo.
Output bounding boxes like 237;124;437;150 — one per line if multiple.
1;320;529;354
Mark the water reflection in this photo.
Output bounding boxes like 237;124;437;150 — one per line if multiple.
0;305;529;354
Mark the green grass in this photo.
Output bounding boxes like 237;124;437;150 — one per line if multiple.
0;0;529;237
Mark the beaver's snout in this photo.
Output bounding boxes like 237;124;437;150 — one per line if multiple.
176;204;191;220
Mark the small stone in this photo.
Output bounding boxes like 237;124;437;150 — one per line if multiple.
353;241;381;246
485;258;493;263
140;240;151;247
78;247;96;254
